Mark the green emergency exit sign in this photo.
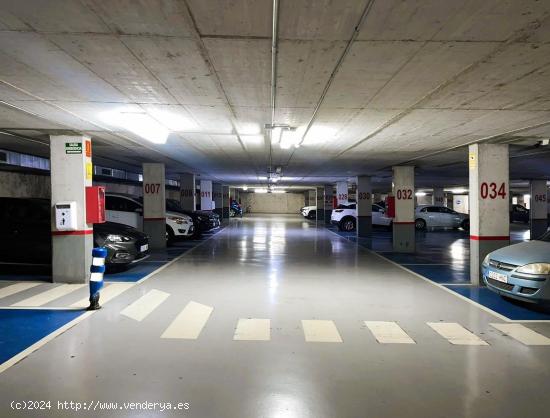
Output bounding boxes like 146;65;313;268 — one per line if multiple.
65;142;82;154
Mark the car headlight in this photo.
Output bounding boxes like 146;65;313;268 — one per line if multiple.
168;216;189;225
482;254;490;266
106;234;131;243
516;263;550;275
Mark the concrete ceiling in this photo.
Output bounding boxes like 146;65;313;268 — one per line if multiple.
0;0;550;186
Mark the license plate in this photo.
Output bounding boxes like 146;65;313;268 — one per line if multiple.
488;270;507;283
140;244;148;253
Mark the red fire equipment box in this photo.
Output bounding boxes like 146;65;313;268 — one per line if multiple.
86;186;106;224
386;196;395;218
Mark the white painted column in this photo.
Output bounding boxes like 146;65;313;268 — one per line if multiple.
529;180;548;240
469;144;510;285
200;180;213;211
392;166;415;253
357;176;373;238
179;173;196;212
143;163;166;250
50;135;93;283
433;187;445;206
324;184;334;224
315;187;324;221
336;181;348;206
308;189;316;206
222;185;230;221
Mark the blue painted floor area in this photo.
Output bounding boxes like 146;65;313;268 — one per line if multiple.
0;309;83;365
326;223;550;321
0;227;225;284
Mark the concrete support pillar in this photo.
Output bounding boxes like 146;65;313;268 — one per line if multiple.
469;144;510;285
50;135;93;283
222;186;230;221
212;182;223;218
529;180;548;240
308;189;316;206
179;173;195;212
433;187;445;206
357;176;373;238
143;163;166;250
200;180;213;211
336;181;348;206
315;187;325;221
392;166;415;253
324;184;334;225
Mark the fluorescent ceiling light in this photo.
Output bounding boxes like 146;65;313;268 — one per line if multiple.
258;176;268;180
415;192;427;196
272;190;286;193
238;122;261;135
446;188;468;194
147;108;198;131
242;186;248;191
254;188;268;193
280;129;300;149
101;109;169;144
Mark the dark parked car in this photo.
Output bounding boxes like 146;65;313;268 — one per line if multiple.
510;204;529;224
0;197;149;270
165;199;220;236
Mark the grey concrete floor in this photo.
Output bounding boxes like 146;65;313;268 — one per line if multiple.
1;214;550;418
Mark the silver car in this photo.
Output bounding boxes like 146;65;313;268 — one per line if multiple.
482;231;550;304
415;205;469;230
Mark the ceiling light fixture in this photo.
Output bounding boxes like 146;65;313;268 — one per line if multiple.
242;186;248;191
254;188;268;193
101;109;169;144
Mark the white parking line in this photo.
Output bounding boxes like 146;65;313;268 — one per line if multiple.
120;289;170;322
70;283;134;308
491;323;550;346
427;322;489;346
161;301;213;339
233;318;271;341
302;320;343;343
0;282;41;300
365;321;415;344
12;284;86;307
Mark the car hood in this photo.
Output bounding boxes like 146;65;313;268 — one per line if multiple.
94;222;147;240
488;240;550;265
195;210;217;219
166;211;192;221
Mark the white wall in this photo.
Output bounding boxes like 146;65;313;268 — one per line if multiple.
241;192;305;214
0;171;50;198
453;195;469;214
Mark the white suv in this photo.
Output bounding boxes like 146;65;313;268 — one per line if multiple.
331;203;392;231
105;193;194;243
300;205;317;219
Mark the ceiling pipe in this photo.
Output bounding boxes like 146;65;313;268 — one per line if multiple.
291;0;376;151
268;0;280;175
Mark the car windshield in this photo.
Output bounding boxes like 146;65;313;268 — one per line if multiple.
538;230;550;242
337;204;355;209
166;199;185;212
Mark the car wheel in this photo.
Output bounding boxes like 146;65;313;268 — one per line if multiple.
307;210;316;219
166;225;175;246
415;218;426;230
461;219;470;231
339;217;356;232
230;209;235;217
387;221;393;230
